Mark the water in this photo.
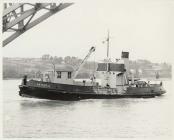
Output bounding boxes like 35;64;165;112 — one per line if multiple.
3;79;173;138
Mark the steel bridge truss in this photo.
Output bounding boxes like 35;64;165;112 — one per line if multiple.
2;3;73;47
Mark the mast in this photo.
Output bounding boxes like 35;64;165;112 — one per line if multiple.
106;30;110;87
106;30;110;72
106;30;110;59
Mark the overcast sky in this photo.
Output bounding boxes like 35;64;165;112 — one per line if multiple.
2;0;174;63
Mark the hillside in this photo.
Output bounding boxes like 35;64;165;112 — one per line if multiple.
3;55;172;79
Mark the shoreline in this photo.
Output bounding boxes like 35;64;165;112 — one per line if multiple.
3;77;172;81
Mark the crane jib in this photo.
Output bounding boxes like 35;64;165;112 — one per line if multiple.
72;46;96;79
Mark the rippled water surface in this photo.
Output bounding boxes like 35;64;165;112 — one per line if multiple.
3;80;173;138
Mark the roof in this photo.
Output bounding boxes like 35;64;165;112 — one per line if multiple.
55;65;74;72
97;63;125;72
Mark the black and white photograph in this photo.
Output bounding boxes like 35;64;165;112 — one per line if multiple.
2;0;173;139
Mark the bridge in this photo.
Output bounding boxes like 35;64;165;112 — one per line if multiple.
2;3;73;47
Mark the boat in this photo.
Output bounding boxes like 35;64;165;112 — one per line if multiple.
19;32;166;100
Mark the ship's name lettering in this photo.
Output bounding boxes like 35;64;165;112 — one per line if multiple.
37;83;51;88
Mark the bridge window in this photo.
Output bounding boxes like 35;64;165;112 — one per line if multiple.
57;71;61;78
68;72;71;79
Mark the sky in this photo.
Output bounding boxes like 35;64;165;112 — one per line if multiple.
2;0;174;63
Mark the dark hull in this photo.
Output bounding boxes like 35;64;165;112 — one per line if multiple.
19;80;166;101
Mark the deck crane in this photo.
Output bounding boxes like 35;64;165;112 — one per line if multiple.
72;46;96;79
2;3;73;47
